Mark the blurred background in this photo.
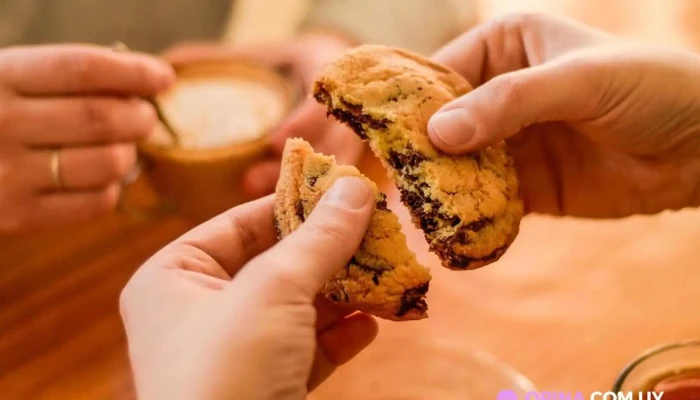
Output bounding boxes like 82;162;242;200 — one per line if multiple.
1;0;699;399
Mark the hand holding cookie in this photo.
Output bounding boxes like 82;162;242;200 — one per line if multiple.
120;181;378;400
428;13;700;218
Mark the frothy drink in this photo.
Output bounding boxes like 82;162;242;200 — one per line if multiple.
135;60;295;222
147;61;291;150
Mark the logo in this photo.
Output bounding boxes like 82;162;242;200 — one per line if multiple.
496;390;664;400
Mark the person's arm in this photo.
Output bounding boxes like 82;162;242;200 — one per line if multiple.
300;0;479;55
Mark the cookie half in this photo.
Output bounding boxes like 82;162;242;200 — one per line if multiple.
312;45;524;270
274;138;432;321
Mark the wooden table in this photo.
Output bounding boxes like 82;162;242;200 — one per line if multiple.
2;148;699;399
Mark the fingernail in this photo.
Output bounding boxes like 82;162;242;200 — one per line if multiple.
429;109;475;147
322;177;371;210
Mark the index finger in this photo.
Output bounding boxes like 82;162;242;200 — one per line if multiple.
166;195;279;278
432;13;616;85
0;44;175;96
431;16;528;87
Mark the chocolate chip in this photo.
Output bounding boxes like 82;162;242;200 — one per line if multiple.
349;256;386;286
448;215;461;227
336;97;391;130
387;152;403;170
396;283;429;317
314;89;392;137
366;116;391;130
434;230;469;252
464;217;493;232
471;152;482;166
315;88;369;136
419;216;439;234
400;189;425;211
376;193;388;210
387;148;426;171
327;289;350;303
296;201;305;222
313;86;331;105
436;243;508;269
452;230;469;245
447;254;473;268
417;87;423;91
329;108;368;139
340;98;363;113
399;189;442;234
388;96;398;102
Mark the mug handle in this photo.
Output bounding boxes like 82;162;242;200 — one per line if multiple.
117;156;178;220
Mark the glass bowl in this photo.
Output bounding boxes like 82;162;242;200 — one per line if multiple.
612;339;700;394
310;333;537;400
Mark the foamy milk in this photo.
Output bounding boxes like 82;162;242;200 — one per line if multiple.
153;77;286;150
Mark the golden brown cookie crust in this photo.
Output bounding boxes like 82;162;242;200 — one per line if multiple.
274;138;432;321
312;45;524;270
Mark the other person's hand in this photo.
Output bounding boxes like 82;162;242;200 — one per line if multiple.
164;32;365;200
0;44;174;233
428;13;700;218
120;177;378;400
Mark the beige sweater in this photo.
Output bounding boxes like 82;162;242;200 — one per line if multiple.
0;0;478;55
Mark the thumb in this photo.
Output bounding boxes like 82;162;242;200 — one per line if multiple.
428;62;597;154
235;177;374;301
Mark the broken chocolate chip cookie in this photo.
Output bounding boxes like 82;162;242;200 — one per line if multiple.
274;138;432;321
312;45;524;270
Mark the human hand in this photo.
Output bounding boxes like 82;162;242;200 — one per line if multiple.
120;177;378;400
163;32;365;200
0;44;174;233
428;13;700;218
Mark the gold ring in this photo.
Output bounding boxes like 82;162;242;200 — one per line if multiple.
49;149;63;189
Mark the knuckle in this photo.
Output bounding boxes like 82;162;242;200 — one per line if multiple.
131;99;158;137
93;186;120;214
69;52;102;85
311;216;351;244
226;212;258;260
496;12;545;30
265;260;312;297
82;100;118;138
492;75;524;111
100;145;134;180
0;95;16;136
119;270;146;321
130;62;151;88
118;284;132;320
118;255;162;321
